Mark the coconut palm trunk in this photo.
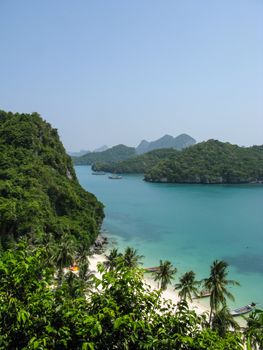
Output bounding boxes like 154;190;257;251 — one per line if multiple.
154;260;177;291
203;260;239;325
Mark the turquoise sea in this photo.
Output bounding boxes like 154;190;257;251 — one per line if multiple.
76;166;263;308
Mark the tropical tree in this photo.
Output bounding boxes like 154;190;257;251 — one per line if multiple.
244;308;263;350
154;260;177;290
211;304;240;337
52;232;76;285
76;243;91;264
0;242;244;349
203;260;240;324
35;232;57;264
123;247;143;268
104;247;122;270
175;270;200;302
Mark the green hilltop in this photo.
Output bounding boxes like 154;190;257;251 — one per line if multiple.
72;144;136;165
145;140;263;184
93;140;263;184
0;110;104;250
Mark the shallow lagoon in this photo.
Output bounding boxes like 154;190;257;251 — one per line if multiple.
76;166;263;308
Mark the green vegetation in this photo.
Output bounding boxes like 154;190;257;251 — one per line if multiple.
0;110;104;250
203;260;240;324
211;305;240;338
244;308;263;349
0;243;250;350
72;144;136;165
92;140;263;183
153;259;177;291
1;111;261;348
93;148;178;173
175;271;200;302
145;140;263;183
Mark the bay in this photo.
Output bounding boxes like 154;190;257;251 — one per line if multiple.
76;166;263;308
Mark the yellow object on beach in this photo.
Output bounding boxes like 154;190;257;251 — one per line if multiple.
69;266;79;272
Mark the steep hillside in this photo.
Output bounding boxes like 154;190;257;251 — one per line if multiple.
136;134;196;154
72;144;136;165
144;140;263;184
0;110;104;249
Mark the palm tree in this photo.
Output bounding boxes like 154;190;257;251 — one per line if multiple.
244;308;263;350
123;247;143;268
76;244;91;276
211;304;240;337
37;232;57;264
104;248;122;271
203;260;240;324
154;260;177;291
175;271;200;302
76;243;91;264
52;233;76;285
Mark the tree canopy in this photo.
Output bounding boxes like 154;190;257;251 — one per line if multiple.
145;140;263;184
72;144;136;166
92;140;263;184
0;243;245;350
0;110;104;250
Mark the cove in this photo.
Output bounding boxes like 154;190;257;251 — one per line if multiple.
76;166;263;308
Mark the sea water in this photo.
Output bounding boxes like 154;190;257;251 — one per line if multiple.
75;166;263;308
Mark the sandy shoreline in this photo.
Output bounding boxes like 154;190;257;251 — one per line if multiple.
89;252;209;316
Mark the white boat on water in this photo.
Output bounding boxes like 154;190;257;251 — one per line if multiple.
108;174;122;179
230;303;256;316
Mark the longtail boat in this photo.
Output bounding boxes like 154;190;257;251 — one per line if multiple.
194;289;211;298
144;267;160;273
230;303;256;317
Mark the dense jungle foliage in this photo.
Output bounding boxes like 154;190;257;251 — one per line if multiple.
93;148;179;173
0;110;104;250
72;144;136;165
1;242;258;350
145;140;263;183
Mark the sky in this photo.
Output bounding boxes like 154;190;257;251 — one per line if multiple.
0;0;262;151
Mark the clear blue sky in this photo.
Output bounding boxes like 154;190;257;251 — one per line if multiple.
0;0;262;151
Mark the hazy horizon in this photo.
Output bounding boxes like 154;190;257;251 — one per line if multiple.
1;1;262;150
67;133;262;154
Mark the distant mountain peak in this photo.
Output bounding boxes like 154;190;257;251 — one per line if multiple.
68;149;90;157
136;134;196;154
93;145;108;153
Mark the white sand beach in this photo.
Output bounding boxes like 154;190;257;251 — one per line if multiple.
89;252;209;316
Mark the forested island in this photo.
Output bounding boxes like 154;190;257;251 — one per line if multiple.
145;140;263;184
93;140;263;184
0;110;262;349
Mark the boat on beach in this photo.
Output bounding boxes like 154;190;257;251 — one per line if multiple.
144;266;160;273
193;289;211;299
108;174;122;179
230;303;256;317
